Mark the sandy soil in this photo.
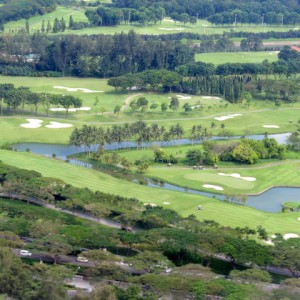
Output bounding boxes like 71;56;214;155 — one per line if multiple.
159;28;184;31
53;86;103;93
50;107;91;112
263;125;280;128
45;122;73;129
202;96;221;99
283;233;299;240
203;184;224;191
20;119;43;128
218;172;256;182
214;114;242;121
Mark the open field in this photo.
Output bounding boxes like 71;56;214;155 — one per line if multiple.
0;150;300;235
3;6;299;35
195;51;278;65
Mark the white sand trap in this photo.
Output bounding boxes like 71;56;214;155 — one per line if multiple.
214;114;242;121
298;217;300;221
203;184;224;191
283;233;299;240
159;27;184;31
271;234;277;239
176;94;192;99
218;172;256;182
144;203;157;207
21;119;43;128
263;239;274;246
45;122;73;129
163;19;174;22
77;107;91;111
163;202;171;205
50;106;91;112
53;86;103;93
263;125;280;128
202;96;221;99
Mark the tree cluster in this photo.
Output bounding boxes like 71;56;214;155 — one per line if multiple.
0;0;56;25
0;83;82;116
108;69;182;92
111;0;300;24
85;5;165;26
203;138;286;165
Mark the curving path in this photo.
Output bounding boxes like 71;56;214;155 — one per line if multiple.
120;93;143;112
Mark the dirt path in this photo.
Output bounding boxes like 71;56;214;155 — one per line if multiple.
120;93;143;112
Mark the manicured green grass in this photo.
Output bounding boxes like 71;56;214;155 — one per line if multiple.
4;6;88;33
0;76;299;145
283;202;300;209
0;75;127;114
146;162;300;195
195;52;278;65
1;150;300;235
1;102;300;145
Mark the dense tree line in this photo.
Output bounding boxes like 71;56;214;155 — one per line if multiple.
141;29;300;43
184;138;286;165
69;122;186;152
0;31;194;77
85;5;166;26
111;0;300;24
0;0;56;25
208;11;300;26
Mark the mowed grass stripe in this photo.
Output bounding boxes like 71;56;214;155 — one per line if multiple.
1;150;300;235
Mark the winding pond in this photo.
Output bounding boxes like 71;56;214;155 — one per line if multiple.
13;132;300;213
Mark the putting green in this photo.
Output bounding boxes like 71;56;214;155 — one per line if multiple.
146;162;300;195
184;172;255;190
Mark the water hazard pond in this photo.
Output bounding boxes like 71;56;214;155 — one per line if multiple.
13;132;300;213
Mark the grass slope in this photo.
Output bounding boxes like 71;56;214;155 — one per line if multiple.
195;51;278;65
1;150;300;235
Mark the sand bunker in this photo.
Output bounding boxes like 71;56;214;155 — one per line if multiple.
176;94;192;99
159;27;184;31
21;119;43;128
214;114;242;121
263;239;274;246
50;107;91;112
263;125;280;128
218;173;256;182
45;122;73;129
53;86;103;93
163;19;174;22
144;203;157;207
202;96;221;99
283;233;299;240
203;184;224;191
298;217;300;221
163;202;171;205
